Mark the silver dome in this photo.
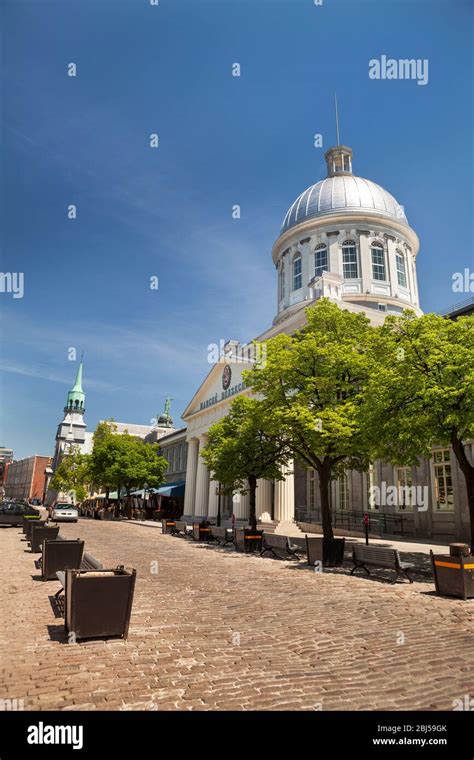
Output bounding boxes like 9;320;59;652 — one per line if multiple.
281;174;408;232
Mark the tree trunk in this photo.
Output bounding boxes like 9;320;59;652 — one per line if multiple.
248;474;257;531
318;464;334;540
105;487;110;508
451;435;474;553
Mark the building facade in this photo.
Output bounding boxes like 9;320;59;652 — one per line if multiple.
180;140;472;542
4;455;52;502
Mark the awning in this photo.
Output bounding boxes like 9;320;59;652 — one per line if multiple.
129;481;185;498
154;481;185;498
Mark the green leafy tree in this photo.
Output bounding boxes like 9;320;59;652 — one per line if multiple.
109;433;168;496
244;299;374;539
49;447;90;503
89;420;168;499
88;420;119;500
364;311;474;549
201;396;292;530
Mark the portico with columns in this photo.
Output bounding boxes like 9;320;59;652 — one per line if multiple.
181;358;299;531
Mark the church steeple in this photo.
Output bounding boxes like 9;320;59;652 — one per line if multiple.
65;361;85;414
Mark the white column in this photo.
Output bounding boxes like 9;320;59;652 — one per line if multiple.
274;461;296;532
359;234;372;293
194;435;209;517
232;490;249;520
208;479;219;518
256;479;272;522
183;438;199;517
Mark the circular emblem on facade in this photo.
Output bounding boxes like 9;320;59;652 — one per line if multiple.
222;364;232;390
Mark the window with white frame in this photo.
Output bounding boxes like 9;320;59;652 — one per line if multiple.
338;475;349;511
371;242;386;281
395;466;414;511
432;449;454;511
342;241;358;279
293;254;302;291
314;244;328;278
396;251;407;288
307;469;316;510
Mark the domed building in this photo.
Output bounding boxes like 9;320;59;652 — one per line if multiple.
271;144;421;337
180;140;468;542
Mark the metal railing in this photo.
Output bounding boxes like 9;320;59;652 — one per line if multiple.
295;506;406;537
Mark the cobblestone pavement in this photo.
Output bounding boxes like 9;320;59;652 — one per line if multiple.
0;520;472;711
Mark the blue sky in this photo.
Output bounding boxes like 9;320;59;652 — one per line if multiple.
1;0;472;459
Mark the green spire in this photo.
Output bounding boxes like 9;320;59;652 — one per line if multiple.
66;361;85;413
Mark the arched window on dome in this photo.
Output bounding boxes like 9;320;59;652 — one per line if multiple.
279;260;286;301
314;244;328;279
342;241;359;279
292;254;302;291
395;250;407;288
371;242;386;281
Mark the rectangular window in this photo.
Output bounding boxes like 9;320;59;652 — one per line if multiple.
342;246;359;279
338;476;348;511
433;449;454;511
378;303;387;312
315;248;328;278
396;252;407;288
293;257;302;291
395;466;414;512
371;247;386;281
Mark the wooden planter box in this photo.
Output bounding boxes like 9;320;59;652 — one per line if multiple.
235;528;263;553
306;536;346;567
430;551;474;600
161;519;176;534
23;517;45;537
192;523;212;541
65;566;137;640
30;524;59;553
42;539;85;581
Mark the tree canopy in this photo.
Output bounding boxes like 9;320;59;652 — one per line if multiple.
201;395;292;529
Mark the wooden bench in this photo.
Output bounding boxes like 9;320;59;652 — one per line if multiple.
209;526;235;548
171;521;192;539
351;544;414;583
260;533;300;560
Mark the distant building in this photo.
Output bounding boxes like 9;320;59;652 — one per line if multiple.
0;447;14;496
47;361;93;505
442;296;474;320
4;455;52;502
51;361;93;471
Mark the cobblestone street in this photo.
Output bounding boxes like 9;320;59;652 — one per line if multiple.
0;520;472;711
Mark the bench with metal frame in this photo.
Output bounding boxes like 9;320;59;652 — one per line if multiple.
55;551;103;599
260;533;300;560
350;544;414;583
171;521;193;539
208;526;235;548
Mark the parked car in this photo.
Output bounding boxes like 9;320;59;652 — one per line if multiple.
0;501;40;526
50;502;79;523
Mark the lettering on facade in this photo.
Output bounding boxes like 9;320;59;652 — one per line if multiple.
199;381;247;411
